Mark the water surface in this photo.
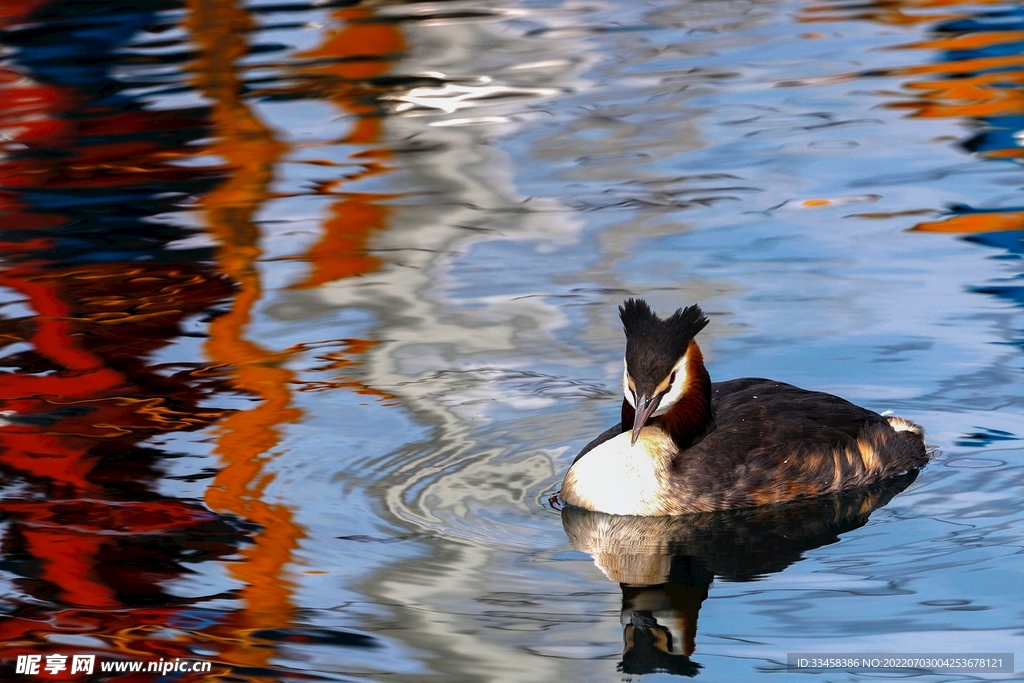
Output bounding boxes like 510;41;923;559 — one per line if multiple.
1;0;1023;680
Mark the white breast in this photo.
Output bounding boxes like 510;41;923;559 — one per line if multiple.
562;428;675;516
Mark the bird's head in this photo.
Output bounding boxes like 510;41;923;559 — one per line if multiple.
619;298;709;445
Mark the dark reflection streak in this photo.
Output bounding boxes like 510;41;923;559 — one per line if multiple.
0;0;250;674
562;473;917;677
246;0;358;15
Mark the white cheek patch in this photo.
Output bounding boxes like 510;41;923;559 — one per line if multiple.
623;359;636;408
652;354;688;417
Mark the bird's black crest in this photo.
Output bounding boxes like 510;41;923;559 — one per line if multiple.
619;298;709;390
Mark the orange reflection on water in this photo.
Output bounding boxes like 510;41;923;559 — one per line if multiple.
287;5;405;289
183;0;406;676
803;0;1024;234
297;193;388;288
184;0;304;675
0;0;399;676
298;5;406;143
801;0;1006;26
0;1;287;678
913;212;1024;232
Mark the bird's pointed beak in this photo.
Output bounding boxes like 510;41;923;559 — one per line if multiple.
631;393;661;445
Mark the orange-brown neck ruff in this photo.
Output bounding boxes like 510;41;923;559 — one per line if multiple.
621;340;713;450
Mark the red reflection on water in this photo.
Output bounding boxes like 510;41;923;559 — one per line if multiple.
0;0;245;677
0;0;404;677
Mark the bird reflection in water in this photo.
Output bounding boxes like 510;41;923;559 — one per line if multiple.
561;471;919;677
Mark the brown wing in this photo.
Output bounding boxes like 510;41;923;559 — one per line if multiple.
670;379;927;511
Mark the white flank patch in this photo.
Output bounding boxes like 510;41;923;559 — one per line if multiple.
886;416;923;436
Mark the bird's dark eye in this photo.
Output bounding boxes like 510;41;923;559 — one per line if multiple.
669;371;677;385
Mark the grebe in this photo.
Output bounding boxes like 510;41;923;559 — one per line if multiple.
560;299;928;516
